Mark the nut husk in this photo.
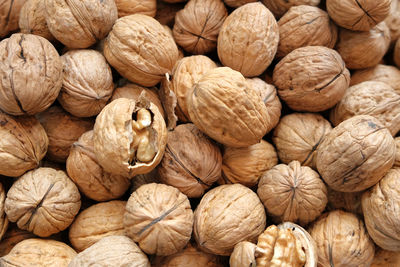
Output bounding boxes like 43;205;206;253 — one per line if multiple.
261;0;320;18
0;0;25;38
115;0;156;18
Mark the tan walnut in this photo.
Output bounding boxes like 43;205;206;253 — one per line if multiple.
261;0;320;18
0;183;7;241
0;0;25;38
115;0;156;18
229;241;257;267
371;248;400;267
0;227;35;257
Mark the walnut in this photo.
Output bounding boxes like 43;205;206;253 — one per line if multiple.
45;0;117;48
273;113;332;170
115;0;156;18
220;140;277;187
158;124;222;198
273;46;350;112
93;98;167;178
104;14;179;87
277;5;337;58
362;168;400;251
316;115;395;192
0;33;62;116
0;112;48;177
187;67;273;148
326;0;391;31
229;241;257;267
4;167;81;237
0;0;25;38
58;49;114;118
0;239;77;266
194;184;266;256
308;210;375;267
218;2;278;77
336;22;391;70
385;0;400;43
395;137;400;167
0;183;7;242
371;248;400;267
37;106;94;163
330;81;400;136
223;0;256;7
0;227;35;257
326;188;363;216
69;235;150;267
261;0;320;18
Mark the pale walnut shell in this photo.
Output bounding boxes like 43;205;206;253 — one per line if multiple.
221;140;278;187
316;115;395;192
261;0;320;18
187;67;272;148
223;0;256;8
124;183;194;256
58;49;114;117
326;188;363;216
395;137;400;167
258;161;328;226
308;210;375;267
229;241;257;267
0;183;7;242
336;22;391;70
0;33;62;116
218;2;279;77
66;130;130;201
45;0;117;48
104;14;179;87
273;46;350;112
19;0;55;41
371;248;400;266
158;123;222;198
394;37;400;68
362;168;400;251
0;113;48;177
385;0;400;43
326;0;391;31
69;200;126;252
0;239;77;266
0;0;25;38
4;167;81;237
37;106;94;163
193;184;266;256
69;235;150;267
272;113;332;170
330;81;400;136
115;0;156;18
0;227;35;257
93;98;167;178
173;0;227;55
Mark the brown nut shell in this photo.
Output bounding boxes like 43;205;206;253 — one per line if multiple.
115;0;156;18
394;37;400;68
155;1;185;27
261;0;320;18
326;188;363;216
0;183;7;242
385;0;400;43
229;241;257;267
223;0;256;8
0;0;25;38
371;248;400;267
0;227;35;257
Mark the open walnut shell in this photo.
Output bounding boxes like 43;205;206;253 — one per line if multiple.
115;0;156;18
0;0;25;38
261;0;320;18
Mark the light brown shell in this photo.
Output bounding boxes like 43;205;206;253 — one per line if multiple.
273;46;350;112
258;161;328;225
115;0;156;18
173;0;227;55
362;168;400;251
326;0;391;31
326;188;363;216
0;113;48;177
104;14;179;87
229;241;257;267
0;183;7;242
58;49;114;117
0;227;35;257
187;67;272;148
316;115;395;192
37;106;94;163
395;137;400;167
277;5;337;58
385;0;400;43
158;123;222;198
0;33;62;116
261;0;320;18
223;0;256;7
218;2;279;77
45;0;117;48
193;184;266;256
330;81;400;136
0;238;77;266
69;235;150;267
0;0;25;38
371;248;400;267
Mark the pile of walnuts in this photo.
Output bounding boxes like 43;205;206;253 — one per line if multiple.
0;0;400;266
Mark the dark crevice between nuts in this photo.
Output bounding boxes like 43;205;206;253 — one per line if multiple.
24;183;55;229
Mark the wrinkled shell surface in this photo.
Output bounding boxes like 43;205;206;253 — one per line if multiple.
261;0;320;18
115;0;156;18
0;0;25;38
0;183;7;241
371;249;400;267
229;241;257;267
0;227;35;257
327;188;363;216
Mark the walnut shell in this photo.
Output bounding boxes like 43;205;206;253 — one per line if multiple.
4;167;81;237
221;140;277;187
104;14;179;87
173;0;227;55
223;0;256;7
0;183;7;242
162;0;187;2
316;115;395;192
0;227;35;257
330;81;400;136
326;0;391;31
155;0;185;27
385;0;400;43
37;106;94;163
273;113;332;170
371;248;400;267
194;184;266;256
258;161;328;225
395;137;400;167
0;0;25;38
218;2;279;77
158;123;222;198
273;46;350;112
308;210;375;267
326;188;363;216
229;241;257;267
261;0;320;18
187;67;272;148
124;183;193;256
115;0;156;18
45;0;117;48
93;98;167;178
58;49;114;118
69;235;150;267
0;33;62;116
394;37;400;68
0;239;77;266
362;168;400;251
0;113;48;177
277;5;337;58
